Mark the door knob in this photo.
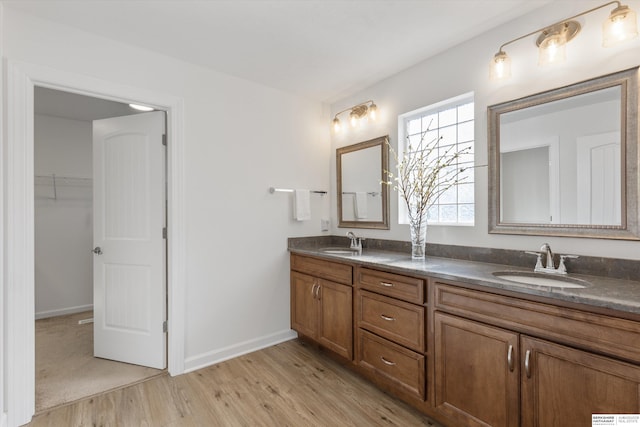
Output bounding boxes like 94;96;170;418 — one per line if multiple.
92;246;103;255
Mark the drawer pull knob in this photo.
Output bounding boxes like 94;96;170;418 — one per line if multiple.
380;356;396;366
380;314;395;321
380;282;394;287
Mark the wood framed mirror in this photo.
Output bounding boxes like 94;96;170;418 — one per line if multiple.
488;67;639;240
337;135;390;229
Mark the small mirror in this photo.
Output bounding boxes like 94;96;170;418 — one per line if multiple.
337;136;390;229
488;67;639;240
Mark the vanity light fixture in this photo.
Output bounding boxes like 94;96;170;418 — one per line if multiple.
332;100;378;133
490;1;638;81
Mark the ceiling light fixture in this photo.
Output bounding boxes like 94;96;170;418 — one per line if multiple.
490;1;638;81
332;100;378;133
129;103;154;112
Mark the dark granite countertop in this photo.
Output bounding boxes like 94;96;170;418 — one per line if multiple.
289;244;640;316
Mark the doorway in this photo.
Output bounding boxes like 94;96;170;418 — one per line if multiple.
33;88;166;411
4;60;186;427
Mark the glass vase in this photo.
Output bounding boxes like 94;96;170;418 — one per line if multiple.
409;215;428;260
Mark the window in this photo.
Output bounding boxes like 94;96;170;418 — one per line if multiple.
397;93;475;225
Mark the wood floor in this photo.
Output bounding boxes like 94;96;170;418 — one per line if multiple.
28;339;441;426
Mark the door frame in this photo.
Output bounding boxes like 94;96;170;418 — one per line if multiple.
4;59;186;426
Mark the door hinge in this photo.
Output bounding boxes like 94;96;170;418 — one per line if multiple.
163;227;167;239
163;320;168;333
162;134;167;146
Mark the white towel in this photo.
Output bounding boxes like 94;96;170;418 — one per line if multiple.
355;192;368;219
294;189;311;221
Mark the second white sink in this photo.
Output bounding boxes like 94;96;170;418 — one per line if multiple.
493;271;590;289
319;247;360;255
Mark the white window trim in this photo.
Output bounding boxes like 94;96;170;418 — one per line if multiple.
396;92;475;226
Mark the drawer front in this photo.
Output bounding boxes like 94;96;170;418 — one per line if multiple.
291;254;352;285
357;267;424;304
358;329;425;399
435;282;640;364
358;290;425;352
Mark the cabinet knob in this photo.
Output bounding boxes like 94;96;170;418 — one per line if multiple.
379;282;394;287
380;314;396;322
524;349;532;378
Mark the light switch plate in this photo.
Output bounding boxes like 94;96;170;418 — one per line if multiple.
321;219;330;231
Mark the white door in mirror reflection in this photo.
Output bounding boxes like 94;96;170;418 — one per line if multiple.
576;132;621;226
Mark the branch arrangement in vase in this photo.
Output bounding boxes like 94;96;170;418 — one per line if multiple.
383;123;472;258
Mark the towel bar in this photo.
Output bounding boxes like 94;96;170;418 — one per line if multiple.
269;187;327;195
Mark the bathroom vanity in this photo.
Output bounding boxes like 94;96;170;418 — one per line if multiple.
289;245;640;427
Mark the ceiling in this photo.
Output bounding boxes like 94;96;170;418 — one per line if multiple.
35;87;144;121
8;0;552;104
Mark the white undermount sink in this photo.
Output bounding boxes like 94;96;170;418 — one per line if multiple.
319;247;360;255
492;271;590;289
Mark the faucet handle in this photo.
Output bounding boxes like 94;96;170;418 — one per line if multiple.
524;251;543;271
557;255;579;274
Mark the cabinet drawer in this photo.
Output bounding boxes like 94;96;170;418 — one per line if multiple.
357;329;425;399
357;290;425;352
435;282;640;364
357;267;424;304
291;254;352;285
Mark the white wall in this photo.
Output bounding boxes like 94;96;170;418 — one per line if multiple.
330;0;640;260
1;5;330;379
34;114;93;319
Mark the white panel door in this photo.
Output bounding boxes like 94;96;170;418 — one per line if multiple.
93;111;166;369
576;132;621;226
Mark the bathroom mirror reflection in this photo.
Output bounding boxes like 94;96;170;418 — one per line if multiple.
337;135;390;229
488;67;639;240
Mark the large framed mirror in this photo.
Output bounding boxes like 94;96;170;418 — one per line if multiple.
488;67;639;240
337;135;390;229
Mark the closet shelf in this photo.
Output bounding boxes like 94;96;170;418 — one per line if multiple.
35;174;92;187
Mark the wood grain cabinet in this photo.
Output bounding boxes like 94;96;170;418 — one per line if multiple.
521;336;640;427
434;283;640;427
289;254;640;427
290;255;353;360
434;312;519;427
355;267;426;400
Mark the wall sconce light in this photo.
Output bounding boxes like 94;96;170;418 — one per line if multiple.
332;100;378;132
490;1;638;81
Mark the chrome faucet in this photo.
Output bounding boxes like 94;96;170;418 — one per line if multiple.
346;231;363;254
525;243;578;275
540;243;555;270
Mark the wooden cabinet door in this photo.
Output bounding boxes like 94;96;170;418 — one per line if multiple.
317;279;353;359
291;271;318;339
521;336;640;427
434;312;520;427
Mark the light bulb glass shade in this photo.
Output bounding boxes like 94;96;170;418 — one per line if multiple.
368;103;377;121
603;5;638;47
332;117;341;133
350;111;359;127
489;51;511;80
538;33;567;66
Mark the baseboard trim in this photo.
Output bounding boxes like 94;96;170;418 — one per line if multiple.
183;329;298;373
35;304;93;320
